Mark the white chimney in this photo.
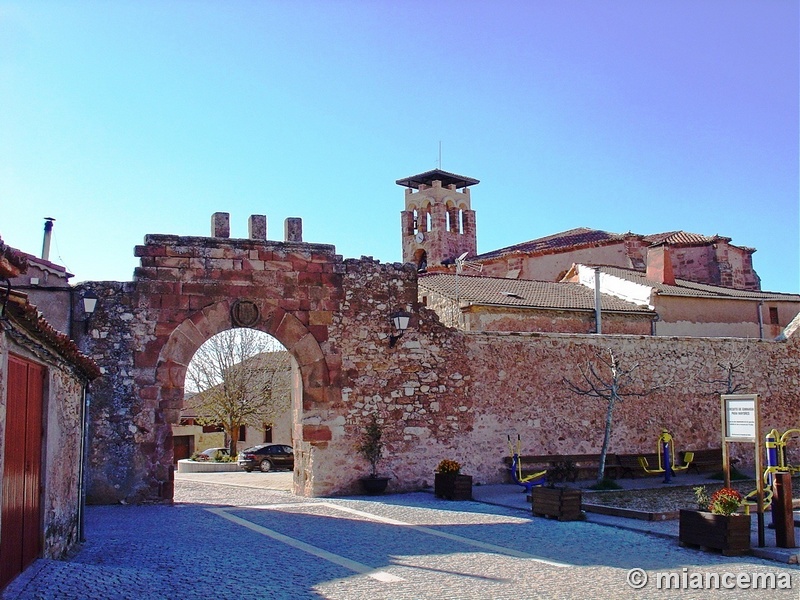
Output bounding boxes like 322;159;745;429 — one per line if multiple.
41;217;55;261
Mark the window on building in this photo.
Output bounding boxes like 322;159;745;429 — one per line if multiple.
769;307;779;325
263;426;273;443
238;425;247;441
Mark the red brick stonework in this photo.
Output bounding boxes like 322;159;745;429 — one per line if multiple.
78;221;800;503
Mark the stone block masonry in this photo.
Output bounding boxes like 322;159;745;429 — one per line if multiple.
76;215;800;502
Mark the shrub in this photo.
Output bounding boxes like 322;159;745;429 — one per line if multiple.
547;460;577;487
588;477;622;491
356;413;384;478
694;485;711;511
708;487;743;516
436;459;462;475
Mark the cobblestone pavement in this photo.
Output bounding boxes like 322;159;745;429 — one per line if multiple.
3;476;799;599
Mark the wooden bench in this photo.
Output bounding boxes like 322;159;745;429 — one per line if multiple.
503;453;618;482
681;448;724;474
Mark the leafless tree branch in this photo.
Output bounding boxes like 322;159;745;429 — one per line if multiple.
185;328;291;455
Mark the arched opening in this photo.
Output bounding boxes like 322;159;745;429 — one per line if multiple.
446;202;461;234
172;327;299;497
417;203;431;232
413;248;428;273
153;300;331;499
175;328;293;453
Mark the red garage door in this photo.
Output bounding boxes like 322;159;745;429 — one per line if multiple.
1;355;44;590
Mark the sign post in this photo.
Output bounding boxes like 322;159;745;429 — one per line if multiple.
721;394;763;547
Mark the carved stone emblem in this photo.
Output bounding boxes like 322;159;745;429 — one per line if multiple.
230;299;260;328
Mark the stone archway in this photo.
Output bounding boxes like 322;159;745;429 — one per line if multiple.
83;226;349;504
156;299;330;498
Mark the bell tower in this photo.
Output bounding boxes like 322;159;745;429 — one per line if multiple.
396;169;479;272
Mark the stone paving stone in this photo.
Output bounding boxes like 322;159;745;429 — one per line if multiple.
2;481;798;600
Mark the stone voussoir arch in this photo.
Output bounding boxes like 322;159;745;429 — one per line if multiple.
155;298;333;496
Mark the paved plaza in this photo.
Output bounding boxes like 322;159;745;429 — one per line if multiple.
2;472;799;599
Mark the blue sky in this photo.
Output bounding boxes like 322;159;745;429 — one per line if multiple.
1;1;798;292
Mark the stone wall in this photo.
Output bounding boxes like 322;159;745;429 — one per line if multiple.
78;281;146;503
329;293;800;494
77;230;800;501
41;369;85;557
461;333;800;482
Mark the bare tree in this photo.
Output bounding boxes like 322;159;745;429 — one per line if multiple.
699;344;752;395
185;328;291;456
563;348;668;483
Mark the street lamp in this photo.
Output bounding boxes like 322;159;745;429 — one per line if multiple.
82;290;98;333
388;310;412;348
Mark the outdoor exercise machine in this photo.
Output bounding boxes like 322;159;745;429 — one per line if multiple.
741;427;800;513
765;428;800;478
637;429;694;483
507;435;547;493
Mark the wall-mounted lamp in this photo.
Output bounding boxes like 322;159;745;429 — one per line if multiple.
82;290;98;333
389;310;412;348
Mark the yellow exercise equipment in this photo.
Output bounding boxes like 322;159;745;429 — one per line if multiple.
507;435;547;493
637;429;693;483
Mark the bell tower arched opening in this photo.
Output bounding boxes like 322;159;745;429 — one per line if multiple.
398;169;479;271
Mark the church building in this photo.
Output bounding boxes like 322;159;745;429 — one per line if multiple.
398;169;800;338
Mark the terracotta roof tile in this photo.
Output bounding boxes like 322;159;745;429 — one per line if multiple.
474;228;631;261
0;237;29;277
595;265;800;300
419;273;653;313
3;291;101;380
643;231;728;246
474;228;754;262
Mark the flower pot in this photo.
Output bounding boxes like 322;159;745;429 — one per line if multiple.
359;476;390;495
531;487;583;521
434;473;473;500
679;509;751;556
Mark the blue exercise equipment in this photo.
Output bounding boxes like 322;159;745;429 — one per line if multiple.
507;434;547;493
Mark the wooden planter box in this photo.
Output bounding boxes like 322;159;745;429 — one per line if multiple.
679;509;751;556
434;473;473;500
531;487;583;521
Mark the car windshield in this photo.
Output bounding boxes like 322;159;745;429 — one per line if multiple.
243;445;267;453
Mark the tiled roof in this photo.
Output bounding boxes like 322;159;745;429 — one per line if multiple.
17;250;74;278
4;290;101;380
0;236;29;277
474;228;753;262
395;169;480;190
595;265;800;300
419;273;654;313
643;231;731;247
474;227;628;261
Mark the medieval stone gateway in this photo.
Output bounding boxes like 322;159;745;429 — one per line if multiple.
78;216;800;504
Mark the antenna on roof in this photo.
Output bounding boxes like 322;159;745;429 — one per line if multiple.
456;252;482;274
438;141;442;170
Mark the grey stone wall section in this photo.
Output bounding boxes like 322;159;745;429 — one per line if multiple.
75;281;158;504
248;215;267;240
211;212;230;238
285;218;302;242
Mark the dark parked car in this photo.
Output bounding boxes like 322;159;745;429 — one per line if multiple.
238;444;294;472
